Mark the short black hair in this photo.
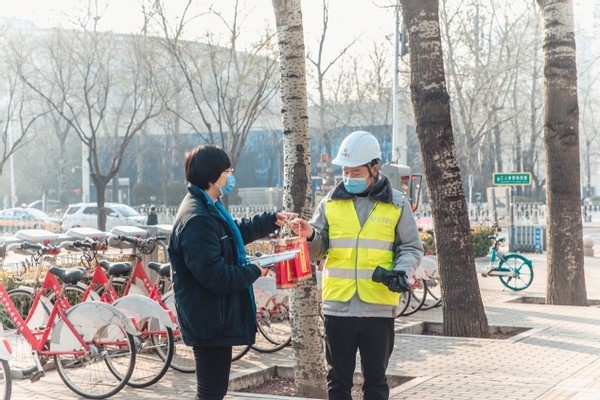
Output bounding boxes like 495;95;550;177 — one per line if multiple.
184;145;231;189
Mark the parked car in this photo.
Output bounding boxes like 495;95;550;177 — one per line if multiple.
0;207;62;233
61;202;147;231
28;199;63;214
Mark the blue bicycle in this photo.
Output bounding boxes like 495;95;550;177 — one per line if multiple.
479;234;534;290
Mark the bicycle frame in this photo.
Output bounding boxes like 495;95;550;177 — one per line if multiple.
478;235;534;291
123;257;165;305
485;239;512;274
0;281;90;357
82;265;120;303
79;257;177;330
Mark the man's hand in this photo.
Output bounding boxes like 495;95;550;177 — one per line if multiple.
372;266;411;293
289;218;314;239
386;271;410;293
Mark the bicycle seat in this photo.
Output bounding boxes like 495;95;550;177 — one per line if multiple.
98;260;133;277
49;266;86;285
147;262;171;278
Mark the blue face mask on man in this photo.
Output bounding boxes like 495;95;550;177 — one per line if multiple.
343;176;369;194
219;174;236;196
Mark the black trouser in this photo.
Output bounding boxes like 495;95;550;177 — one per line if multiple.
193;345;232;400
324;316;395;400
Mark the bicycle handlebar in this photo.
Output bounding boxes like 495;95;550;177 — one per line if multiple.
21;242;43;250
74;240;94;249
117;235;138;244
111;234;168;254
115;234;167;244
6;241;60;255
6;242;42;252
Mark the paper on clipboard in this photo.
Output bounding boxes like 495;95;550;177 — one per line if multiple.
247;248;300;267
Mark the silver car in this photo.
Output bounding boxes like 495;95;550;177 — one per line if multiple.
61;202;146;231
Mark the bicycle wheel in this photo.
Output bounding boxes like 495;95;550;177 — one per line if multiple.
160;291;195;372
55;329;137;399
111;278;128;298
95;278;128;299
168;332;195;372
2;329;38;377
124;318;174;388
397;278;427;317
232;344;251;361
62;284;87;306
498;254;534;291
421;277;442;310
46;284;87;308
0;359;11;400
252;295;292;353
6;289;35;326
395;290;412;318
4;290;44;376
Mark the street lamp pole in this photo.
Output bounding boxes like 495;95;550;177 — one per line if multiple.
391;0;406;165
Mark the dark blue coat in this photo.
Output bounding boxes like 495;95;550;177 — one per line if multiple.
168;185;279;347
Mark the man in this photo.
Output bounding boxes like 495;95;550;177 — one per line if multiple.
293;130;423;400
146;206;158;225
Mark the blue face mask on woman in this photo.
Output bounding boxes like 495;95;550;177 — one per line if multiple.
219;174;236;196
343;176;369;194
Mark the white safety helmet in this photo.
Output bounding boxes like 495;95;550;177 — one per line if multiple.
332;131;382;167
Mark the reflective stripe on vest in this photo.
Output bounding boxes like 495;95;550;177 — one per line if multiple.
323;199;402;305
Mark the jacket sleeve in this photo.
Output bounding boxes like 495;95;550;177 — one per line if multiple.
179;215;261;296
393;200;424;276
307;198;330;260
237;211;278;244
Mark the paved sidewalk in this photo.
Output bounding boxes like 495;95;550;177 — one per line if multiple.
11;252;600;399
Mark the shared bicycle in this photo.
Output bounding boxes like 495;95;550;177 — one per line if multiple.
478;234;534;290
0;241;139;399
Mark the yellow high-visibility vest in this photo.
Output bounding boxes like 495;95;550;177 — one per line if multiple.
323;199;402;305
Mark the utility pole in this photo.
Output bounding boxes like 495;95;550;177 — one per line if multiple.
391;0;407;165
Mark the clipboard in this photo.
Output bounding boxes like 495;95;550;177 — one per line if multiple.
247;248;301;266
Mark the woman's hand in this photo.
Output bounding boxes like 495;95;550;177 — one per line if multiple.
290;218;314;239
275;211;298;227
260;266;271;277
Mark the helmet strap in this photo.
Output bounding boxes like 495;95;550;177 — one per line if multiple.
366;164;379;185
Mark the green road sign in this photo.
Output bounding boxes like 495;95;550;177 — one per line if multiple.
493;172;531;185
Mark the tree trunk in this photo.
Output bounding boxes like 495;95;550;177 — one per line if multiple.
401;0;489;337
92;176;108;231
272;0;327;397
58;140;69;208
537;0;587;305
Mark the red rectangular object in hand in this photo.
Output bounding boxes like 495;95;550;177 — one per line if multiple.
274;243;296;289
286;236;312;282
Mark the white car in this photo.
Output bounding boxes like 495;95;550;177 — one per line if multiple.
61;202;147;231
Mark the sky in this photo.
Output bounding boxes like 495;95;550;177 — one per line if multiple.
2;1;596;64
0;0;397;60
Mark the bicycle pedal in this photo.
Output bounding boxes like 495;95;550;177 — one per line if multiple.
30;371;45;383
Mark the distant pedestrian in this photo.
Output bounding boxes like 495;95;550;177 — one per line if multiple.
146;206;158;225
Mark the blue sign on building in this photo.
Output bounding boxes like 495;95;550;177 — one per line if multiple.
534;227;542;253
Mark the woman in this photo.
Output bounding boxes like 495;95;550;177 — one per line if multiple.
168;145;295;400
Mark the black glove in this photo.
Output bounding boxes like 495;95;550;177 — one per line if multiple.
387;271;410;293
372;266;411;293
